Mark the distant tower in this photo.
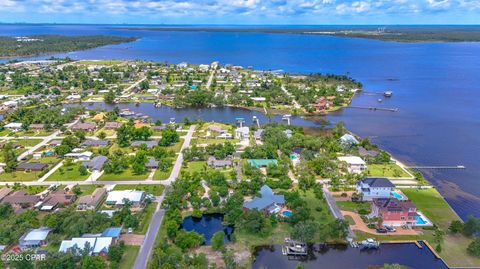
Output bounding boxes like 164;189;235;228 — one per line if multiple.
282;114;291;126
252;116;260;128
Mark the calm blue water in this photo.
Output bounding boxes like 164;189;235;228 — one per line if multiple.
253;242;448;269
2;24;480;220
181;213;234;245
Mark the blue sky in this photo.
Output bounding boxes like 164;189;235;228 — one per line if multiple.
1;0;479;24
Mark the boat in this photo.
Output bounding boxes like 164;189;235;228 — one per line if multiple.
154;102;161;108
282;238;308;256
384;91;393;97
359;238;380;249
378;98;383;102
119;109;135;116
135;102;140;106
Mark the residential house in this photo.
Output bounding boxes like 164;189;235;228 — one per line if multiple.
29;124;45;130
340;134;359;147
0;187;12;202
1;190;40;211
82;139;109;147
105;190;145;207
313;96;331;111
19;227;51;249
235;126;250;140
49;140;62;147
358;147;379;158
337;156;367;174
4;122;22;131
208;125;227;135
243;185;285;214
40;190;77;211
16;162;48;171
101;228;122;244
65;151;93;161
152;125;166;132
356;177;395;201
71;122;96;132
82;156;108;171
207;156;232;168
253;129;264;141
145;157;158;169
76;188;107;210
131;140;158;148
371;198;417;227
104;122;123;130
59;236;113;256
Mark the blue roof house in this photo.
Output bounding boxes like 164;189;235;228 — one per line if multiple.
243;185;285;214
102;227;122;243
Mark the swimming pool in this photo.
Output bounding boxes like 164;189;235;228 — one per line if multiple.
282;211;293;217
290;154;299;161
391;191;403;199
415;215;427;225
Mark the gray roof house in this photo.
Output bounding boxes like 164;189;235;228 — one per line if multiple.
253;129;264;140
145;157;158;169
356;177;395;201
82;139;109;147
243;185;285;214
207;156;232;168
82;156;108;171
131;140;158;148
16;162;48;171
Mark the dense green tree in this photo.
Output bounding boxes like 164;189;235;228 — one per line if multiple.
467;238;480;257
80;256;106;269
211;231;226;251
291;220;318;243
159;128;180;147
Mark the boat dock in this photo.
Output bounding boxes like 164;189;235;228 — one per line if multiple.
382;240;423;249
346;106;398;112
282;238;308;256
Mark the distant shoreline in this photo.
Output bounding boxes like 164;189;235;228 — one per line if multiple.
114;26;480;43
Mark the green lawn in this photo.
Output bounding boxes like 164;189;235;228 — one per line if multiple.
161;138;184;153
183;161;207;174
74;184;105;195
46;162;90;181
302;190;335;231
119;246;140;269
365;163;410;178
153;167;172;180
113;184;165;196
135;202;158;234
99;169;149;181
0;171;41;181
193;138;239;146
336;201;371;214
11;139;43;147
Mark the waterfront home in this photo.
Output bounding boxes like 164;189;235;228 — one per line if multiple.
19;227;51;249
105;190;145;207
39;190;77;211
131;140;158;148
16;162;48;172
235;126;250;140
0;187;12;202
4;122;22;131
92;112;106;122
207;156;233;168
247;159;278;168
82;155;108;171
104;121;123;130
251;97;266;102
243;185;285;214
1;190;40;212
76;188;107;210
358;147;379;158
65;151;94;161
340;134;359;147
145;157;158;169
208;125;228;135
370;198;416;227
29;123;45;130
356;177;395;201
337;156;367;174
217;132;233;139
71;122;97;132
82;139;109;147
313;96;332;111
152;125;167;132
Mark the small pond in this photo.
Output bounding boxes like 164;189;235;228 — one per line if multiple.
181;213;234;245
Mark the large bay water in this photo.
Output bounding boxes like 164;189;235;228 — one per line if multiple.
2;24;480;220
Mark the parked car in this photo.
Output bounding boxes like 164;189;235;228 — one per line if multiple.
376;227;388;233
385;226;397;232
128;227;133;234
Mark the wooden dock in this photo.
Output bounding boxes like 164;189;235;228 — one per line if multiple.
382;240;423;249
346;106;398;112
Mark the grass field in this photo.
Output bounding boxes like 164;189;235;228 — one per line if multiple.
153;167;172;180
183;161;207;174
10;139;43;147
162;138;184;153
113;184;165;196
119;246;140;269
46;162;90;181
135;202;158;234
0;171;41;181
74;184;105;195
336;201;371;214
99;169;149;181
365;163;410;178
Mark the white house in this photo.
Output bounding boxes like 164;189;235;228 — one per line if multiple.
105;190;145;206
59;237;112;256
251;97;266;102
4;122;22;131
235;126;250;141
356;177;395;201
338;156;367;174
65;151;94;161
340;134;359;147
